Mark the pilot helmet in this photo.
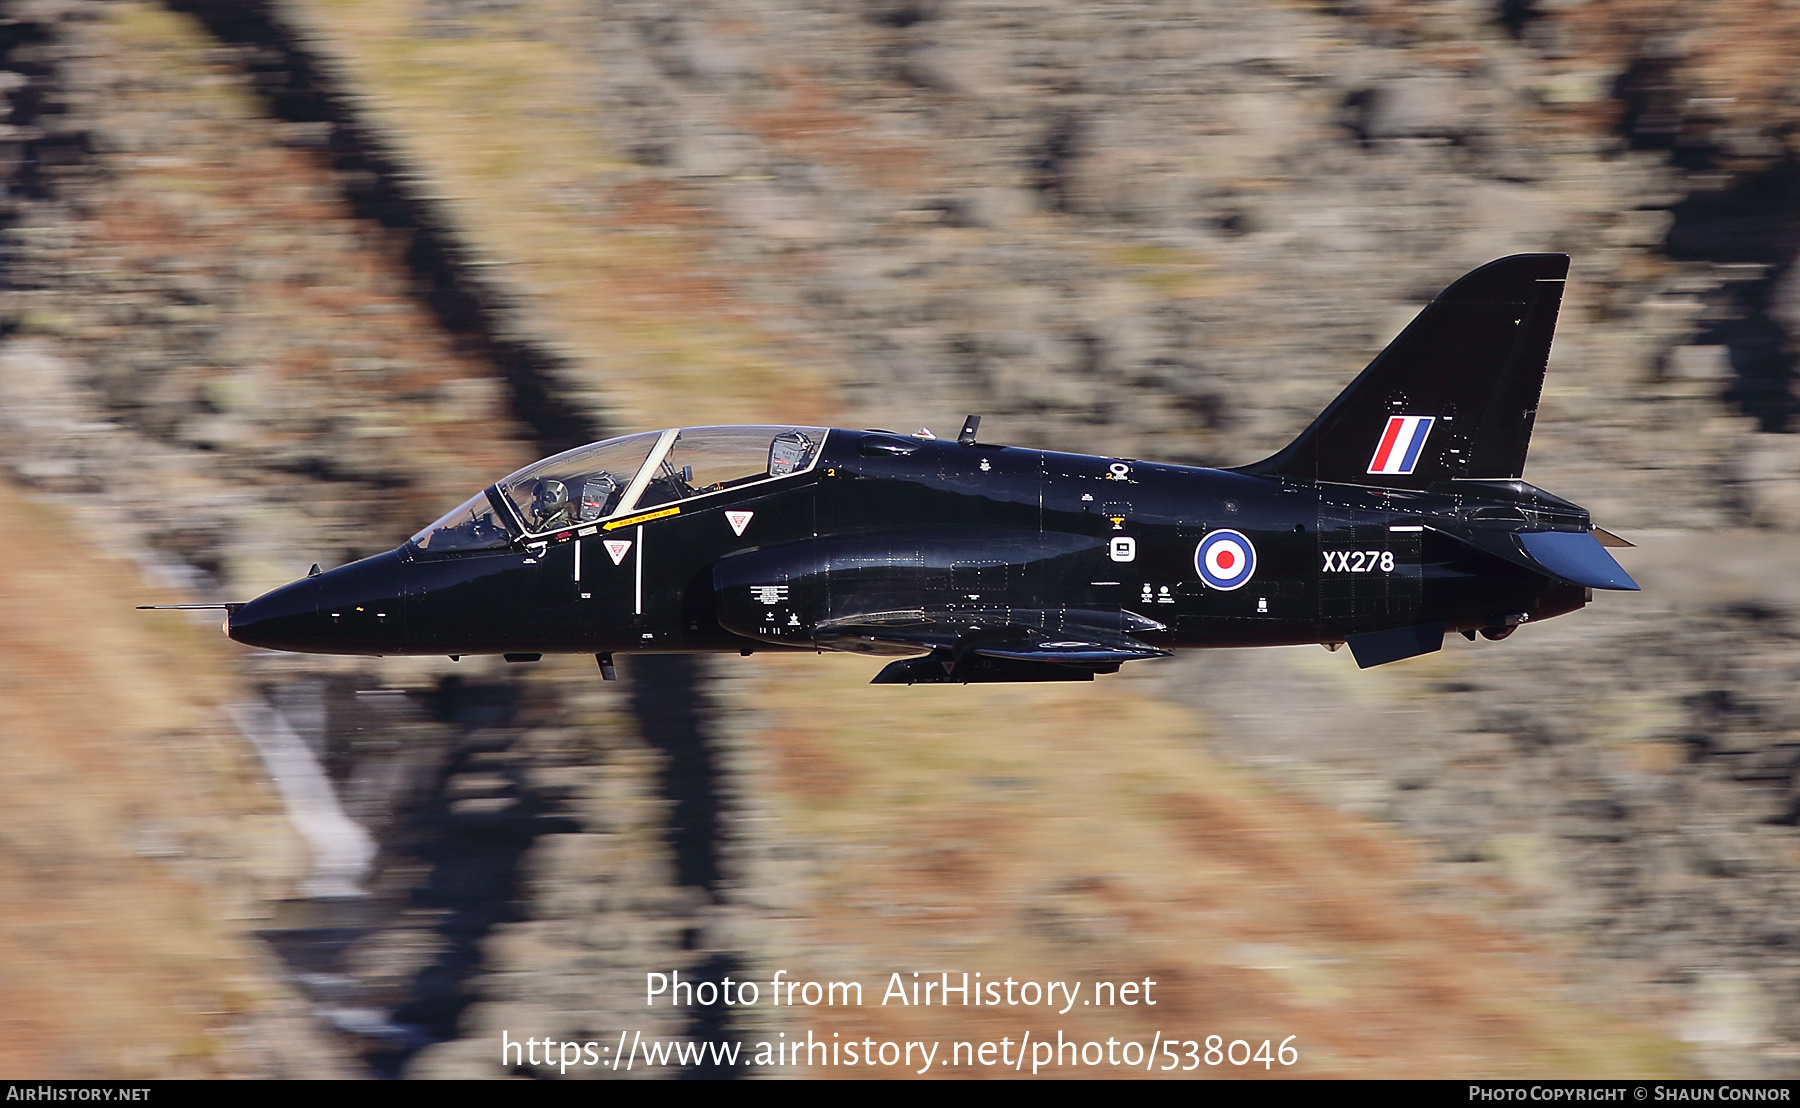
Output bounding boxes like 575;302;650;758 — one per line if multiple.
532;478;570;521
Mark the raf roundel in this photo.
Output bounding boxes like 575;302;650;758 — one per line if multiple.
1195;529;1257;591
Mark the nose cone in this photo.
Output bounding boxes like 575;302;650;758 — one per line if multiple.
230;550;409;654
229;576;323;652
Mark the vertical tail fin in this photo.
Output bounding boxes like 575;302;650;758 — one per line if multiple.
1238;254;1569;489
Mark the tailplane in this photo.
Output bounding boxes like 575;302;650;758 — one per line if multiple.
1238;254;1569;489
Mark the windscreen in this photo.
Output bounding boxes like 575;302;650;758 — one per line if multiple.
408;492;511;554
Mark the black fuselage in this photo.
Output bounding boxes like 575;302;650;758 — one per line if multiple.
216;256;1639;678
228;429;1584;661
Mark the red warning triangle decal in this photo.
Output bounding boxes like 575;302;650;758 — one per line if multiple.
726;510;754;537
603;539;632;565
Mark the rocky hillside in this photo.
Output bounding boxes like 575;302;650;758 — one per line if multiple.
4;0;1800;1078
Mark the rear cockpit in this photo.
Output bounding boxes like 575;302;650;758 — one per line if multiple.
406;425;828;555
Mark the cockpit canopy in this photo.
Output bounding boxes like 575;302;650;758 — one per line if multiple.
407;425;827;554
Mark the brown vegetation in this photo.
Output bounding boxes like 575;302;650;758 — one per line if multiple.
0;480;338;1077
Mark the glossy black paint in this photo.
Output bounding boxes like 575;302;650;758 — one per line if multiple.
226;255;1637;680
228;438;1593;661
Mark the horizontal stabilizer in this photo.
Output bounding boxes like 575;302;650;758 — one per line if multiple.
1433;523;1639;591
1347;621;1446;669
1515;531;1639;591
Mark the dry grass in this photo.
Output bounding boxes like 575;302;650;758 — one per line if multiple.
738;66;940;192
1341;0;1800;143
96;3;535;513
1556;0;1800;132
0;478;318;1077
61;0;1704;1077
0;4;562;1075
270;0;1701;1076
729;654;1689;1078
287;0;847;431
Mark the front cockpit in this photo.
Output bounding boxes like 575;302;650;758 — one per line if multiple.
230;425;829;656
406;425;828;556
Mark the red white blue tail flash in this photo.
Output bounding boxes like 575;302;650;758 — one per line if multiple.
1367;415;1435;475
1196;529;1256;591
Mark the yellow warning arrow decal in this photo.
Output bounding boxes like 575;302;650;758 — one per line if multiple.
604;505;680;531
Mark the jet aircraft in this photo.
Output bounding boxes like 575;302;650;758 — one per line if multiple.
197;254;1638;682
